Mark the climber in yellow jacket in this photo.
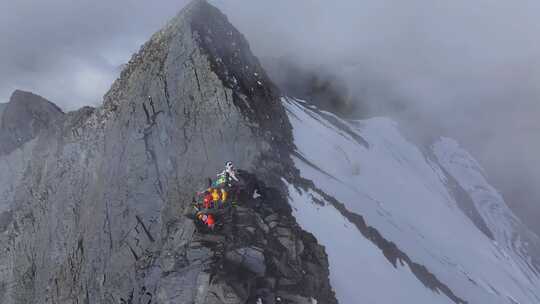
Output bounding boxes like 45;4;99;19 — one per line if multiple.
211;187;224;208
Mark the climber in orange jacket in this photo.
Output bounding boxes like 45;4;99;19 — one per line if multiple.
196;212;216;230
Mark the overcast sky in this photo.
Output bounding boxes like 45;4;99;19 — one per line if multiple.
1;0;539;231
0;0;189;108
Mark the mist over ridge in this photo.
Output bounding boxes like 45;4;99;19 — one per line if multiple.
1;0;539;233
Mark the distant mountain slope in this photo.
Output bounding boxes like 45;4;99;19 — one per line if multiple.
0;90;63;155
284;98;540;304
433;138;540;279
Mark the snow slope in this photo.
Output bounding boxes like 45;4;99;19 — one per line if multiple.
284;98;540;304
433;138;540;284
287;186;455;304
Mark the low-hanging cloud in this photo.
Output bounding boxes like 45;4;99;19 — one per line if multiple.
219;0;540;232
0;0;189;109
0;0;539;232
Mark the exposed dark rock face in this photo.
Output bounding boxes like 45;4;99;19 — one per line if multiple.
0;1;336;303
189;3;296;182
262;57;359;118
0;90;64;155
438;165;495;241
175;171;336;304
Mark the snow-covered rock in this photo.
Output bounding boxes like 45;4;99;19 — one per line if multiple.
284;97;540;304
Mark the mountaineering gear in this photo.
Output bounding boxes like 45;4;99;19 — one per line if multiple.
213;173;233;206
215;174;228;187
209;187;227;208
221;189;228;203
225;161;233;170
215;164;245;207
206;214;215;227
253;189;262;199
197;188;224;209
197;212;216;229
211;188;221;202
223;161;240;182
203;192;213;209
215;172;237;191
190;166;246;232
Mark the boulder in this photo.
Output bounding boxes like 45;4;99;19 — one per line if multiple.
225;247;266;276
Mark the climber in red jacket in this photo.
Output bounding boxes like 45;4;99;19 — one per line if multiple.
203;191;214;209
197;212;216;230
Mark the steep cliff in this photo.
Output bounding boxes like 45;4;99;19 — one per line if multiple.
0;1;336;303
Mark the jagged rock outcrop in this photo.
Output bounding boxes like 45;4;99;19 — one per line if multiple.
161;171;335;304
0;90;64;155
262;57;356;117
0;91;63;233
0;1;336;303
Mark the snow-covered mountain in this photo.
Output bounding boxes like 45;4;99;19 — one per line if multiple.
1;1;539;303
284;97;540;303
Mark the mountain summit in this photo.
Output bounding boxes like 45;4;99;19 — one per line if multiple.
103;0;293;172
2;1;540;304
0;1;335;303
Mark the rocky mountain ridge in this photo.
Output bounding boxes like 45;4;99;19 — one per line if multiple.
0;1;336;303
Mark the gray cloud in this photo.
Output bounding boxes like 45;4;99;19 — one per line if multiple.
1;0;539;231
219;0;540;232
0;0;189;109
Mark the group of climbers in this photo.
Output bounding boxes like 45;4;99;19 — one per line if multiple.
194;161;241;230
